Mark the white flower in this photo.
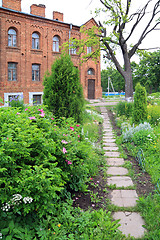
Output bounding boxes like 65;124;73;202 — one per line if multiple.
23;197;33;204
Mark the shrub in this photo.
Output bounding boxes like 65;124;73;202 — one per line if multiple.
133;83;148;123
147;105;160;125
43;54;85;123
116;101;133;118
0;106;101;217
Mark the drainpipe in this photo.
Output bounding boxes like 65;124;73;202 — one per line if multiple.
69;23;72;55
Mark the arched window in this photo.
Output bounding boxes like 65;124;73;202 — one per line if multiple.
8;28;17;47
53;36;60;52
87;68;95;75
32;32;40;49
70;39;76;55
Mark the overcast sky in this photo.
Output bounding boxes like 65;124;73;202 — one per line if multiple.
1;0;159;67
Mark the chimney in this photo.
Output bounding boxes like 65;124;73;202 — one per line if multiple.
53;11;63;22
30;4;46;18
2;0;21;12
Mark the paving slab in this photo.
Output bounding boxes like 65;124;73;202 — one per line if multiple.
111;190;138;207
104;133;114;138
103;146;119;151
107;167;128;175
107;176;134;187
107;158;125;166
103;138;116;143
105;151;120;157
103;142;117;147
113;212;146;238
103;131;113;135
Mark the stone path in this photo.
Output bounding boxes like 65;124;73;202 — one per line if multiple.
100;106;146;239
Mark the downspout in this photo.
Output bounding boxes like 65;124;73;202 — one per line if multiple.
69;23;72;55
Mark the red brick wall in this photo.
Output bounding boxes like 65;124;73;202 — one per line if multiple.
0;7;102;105
2;0;21;12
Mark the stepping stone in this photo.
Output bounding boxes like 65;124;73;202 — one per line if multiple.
103;138;116;143
103;130;113;134
111;190;138;207
105;152;120;157
107;158;125;166
104;133;114;137
107;176;134;187
103;142;117;147
113;212;146;238
103;146;119;151
107;167;128;175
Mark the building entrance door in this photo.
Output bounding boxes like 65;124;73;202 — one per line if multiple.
88;79;95;99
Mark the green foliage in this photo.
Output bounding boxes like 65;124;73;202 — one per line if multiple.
0;201;122;240
147;105;160;126
133;83;148;123
134;50;160;93
101;68;125;92
116;101;133;118
9;95;24;111
138;194;160;239
0;106;102;218
43;54;85;123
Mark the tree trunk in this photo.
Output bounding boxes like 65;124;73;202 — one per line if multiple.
123;49;133;100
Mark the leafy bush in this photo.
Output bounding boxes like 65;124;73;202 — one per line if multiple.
0;106;101;218
122;122;153;143
147;105;160;125
133;83;148;123
0;200;122;240
116;101;133;118
43;54;85;123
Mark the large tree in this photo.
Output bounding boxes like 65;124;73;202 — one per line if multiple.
66;0;160;100
99;0;160;99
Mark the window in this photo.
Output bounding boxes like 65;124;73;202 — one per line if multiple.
8;63;17;81
70;41;76;55
87;68;95;75
87;46;92;54
32;64;40;81
33;95;42;105
29;92;43;106
4;92;23;107
53;36;60;52
8;28;17;47
32;32;39;49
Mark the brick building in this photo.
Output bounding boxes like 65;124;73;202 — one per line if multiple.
0;0;102;106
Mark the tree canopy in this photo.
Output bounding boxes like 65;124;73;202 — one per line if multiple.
65;0;160;99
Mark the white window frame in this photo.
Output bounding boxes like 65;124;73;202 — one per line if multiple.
4;92;23;107
29;92;43;106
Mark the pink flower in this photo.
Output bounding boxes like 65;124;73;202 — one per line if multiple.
65;160;72;165
29;116;36;120
61;140;68;144
38;109;43;113
39;112;45;117
16;112;20;115
78;135;80;138
7;137;9;140
70;127;74;131
76;124;80;127
25;108;28;111
90;178;93;180
62;147;67;154
51;118;54;120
